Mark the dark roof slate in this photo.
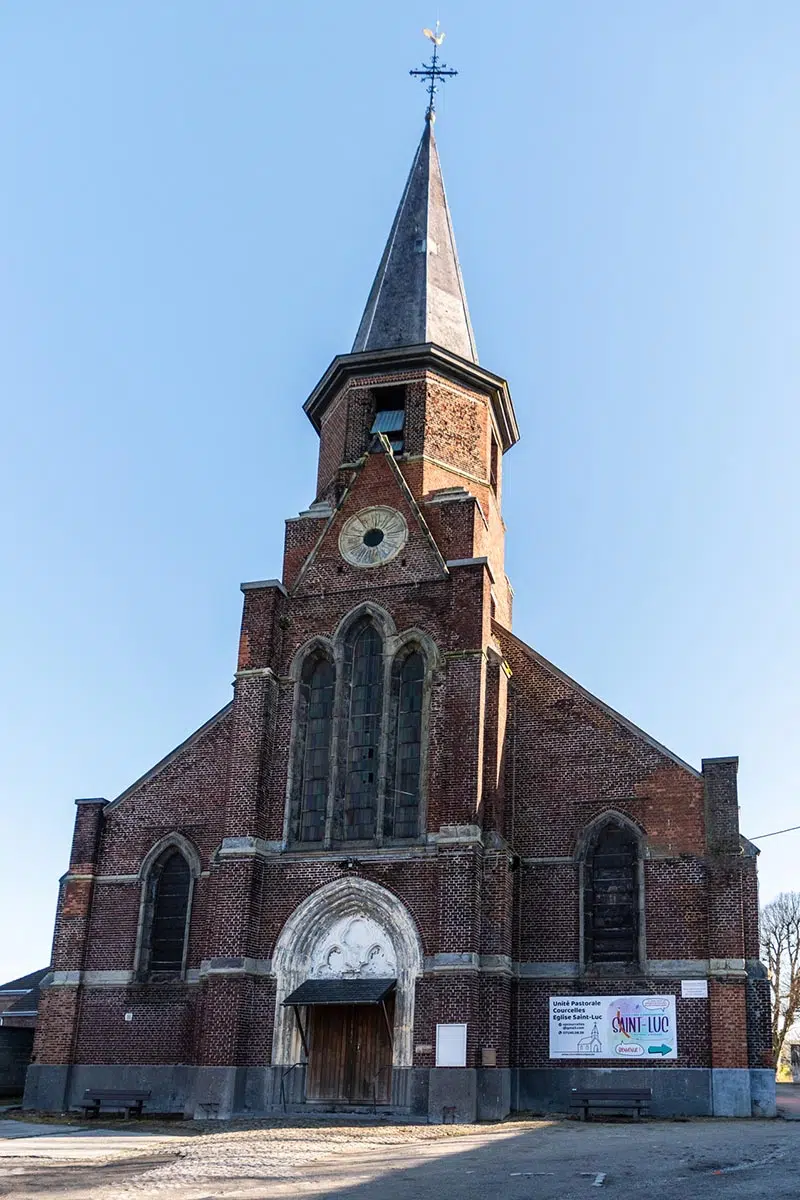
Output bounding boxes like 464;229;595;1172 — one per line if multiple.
0;967;49;993
352;119;477;362
283;978;396;1006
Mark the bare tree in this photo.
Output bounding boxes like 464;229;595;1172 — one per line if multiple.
761;891;800;1059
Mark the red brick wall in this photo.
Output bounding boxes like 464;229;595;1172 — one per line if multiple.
497;626;707;859
74;986;198;1065
94;712;232;878
518;864;581;963
709;979;749;1069
32;346;768;1086
645;859;709;960
310;367;511;623
32;988;80;1065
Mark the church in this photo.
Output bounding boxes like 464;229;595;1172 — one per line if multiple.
26;90;774;1121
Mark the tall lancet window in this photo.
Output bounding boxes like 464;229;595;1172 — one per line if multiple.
296;656;335;843
386;651;424;839
584;821;641;966
340;622;383;841
146;851;192;974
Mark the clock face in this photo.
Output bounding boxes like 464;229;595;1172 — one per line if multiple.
338;506;408;568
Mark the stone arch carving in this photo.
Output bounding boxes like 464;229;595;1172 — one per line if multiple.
312;915;397;979
271;877;423;1068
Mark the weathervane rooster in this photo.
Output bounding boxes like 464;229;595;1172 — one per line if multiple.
410;22;458;121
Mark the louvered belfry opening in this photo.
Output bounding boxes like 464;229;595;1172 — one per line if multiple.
148;852;191;973
584;823;639;966
297;656;336;843
386;651;424;839
341;623;383;841
370;385;406;453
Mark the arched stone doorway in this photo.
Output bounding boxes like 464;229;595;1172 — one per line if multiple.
271;879;423;1105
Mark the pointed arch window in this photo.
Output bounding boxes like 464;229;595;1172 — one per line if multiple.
295;655;335;843
340;622;383;841
286;613;435;848
385;651;424;839
138;847;194;978
583;820;642;968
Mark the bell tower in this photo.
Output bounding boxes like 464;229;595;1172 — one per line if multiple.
297;111;519;625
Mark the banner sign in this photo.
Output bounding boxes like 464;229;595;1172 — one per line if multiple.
549;995;678;1060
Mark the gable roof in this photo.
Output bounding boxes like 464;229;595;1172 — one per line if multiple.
291;437;448;596
105;702;233;812
0;967;49;994
498;625;701;778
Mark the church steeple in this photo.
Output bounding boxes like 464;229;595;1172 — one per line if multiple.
304;32;519;528
351;118;478;364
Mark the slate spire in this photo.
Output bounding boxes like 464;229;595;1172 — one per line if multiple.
352;117;478;363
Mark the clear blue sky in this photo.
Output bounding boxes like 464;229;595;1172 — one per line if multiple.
1;3;798;980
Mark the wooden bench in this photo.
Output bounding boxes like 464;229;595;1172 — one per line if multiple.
570;1087;652;1121
81;1089;151;1118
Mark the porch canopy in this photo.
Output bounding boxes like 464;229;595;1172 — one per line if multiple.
282;978;396;1007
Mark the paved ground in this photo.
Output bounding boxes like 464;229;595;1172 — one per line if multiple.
776;1082;800;1118
2;1102;800;1199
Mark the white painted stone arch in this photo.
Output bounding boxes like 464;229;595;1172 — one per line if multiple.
333;600;397;644
287;634;335;682
271;878;423;1068
134;832;201;977
137;831;202;881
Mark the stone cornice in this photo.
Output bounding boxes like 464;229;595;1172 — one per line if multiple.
199;957;272;978
436;824;483;848
304;344;519;452
43;957;737;988
240;579;288;594
516;959;743;981
217;833;502;864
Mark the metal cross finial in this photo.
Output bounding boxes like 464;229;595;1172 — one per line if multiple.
409;23;458;122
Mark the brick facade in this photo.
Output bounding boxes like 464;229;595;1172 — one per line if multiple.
26;119;772;1122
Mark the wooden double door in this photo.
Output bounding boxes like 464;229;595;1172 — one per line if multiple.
306;1001;393;1104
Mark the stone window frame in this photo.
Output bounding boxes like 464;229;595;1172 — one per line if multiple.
334;617;386;842
574;810;647;976
133;833;201;981
384;643;427;841
284;602;440;849
291;644;337;845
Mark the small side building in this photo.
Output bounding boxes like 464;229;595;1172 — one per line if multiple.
0;968;48;1099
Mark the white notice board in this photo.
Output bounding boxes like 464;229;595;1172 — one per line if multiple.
681;979;708;999
436;1023;467;1067
549;996;677;1060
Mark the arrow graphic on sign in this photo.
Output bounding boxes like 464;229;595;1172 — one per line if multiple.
647;1044;672;1056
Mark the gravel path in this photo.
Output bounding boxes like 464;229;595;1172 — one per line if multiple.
0;1118;523;1199
4;1114;800;1200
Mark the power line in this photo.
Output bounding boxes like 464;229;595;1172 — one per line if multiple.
749;824;800;841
